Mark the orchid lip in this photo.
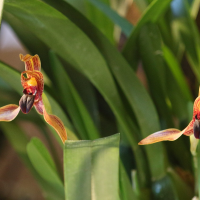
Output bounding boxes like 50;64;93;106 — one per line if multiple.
19;94;36;114
193;117;200;139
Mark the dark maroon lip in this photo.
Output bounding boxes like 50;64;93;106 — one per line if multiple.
193;117;200;139
19;94;36;114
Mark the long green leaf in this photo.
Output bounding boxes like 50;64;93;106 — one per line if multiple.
119;162;138;200
122;0;172;67
162;44;192;101
177;17;200;82
87;0;133;36
85;0;114;43
65;0;114;43
27;137;64;199
139;23;173;127
49;51;100;140
64;133;120;200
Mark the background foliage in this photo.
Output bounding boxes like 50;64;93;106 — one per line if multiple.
0;0;200;199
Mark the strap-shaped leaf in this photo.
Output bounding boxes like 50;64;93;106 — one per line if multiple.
87;0;133;36
122;0;172;67
27;137;65;199
64;133;120;200
49;51;100;140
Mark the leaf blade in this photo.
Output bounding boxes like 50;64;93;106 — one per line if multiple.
64;133;120;200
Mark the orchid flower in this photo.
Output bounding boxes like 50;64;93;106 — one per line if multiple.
139;88;200;145
0;54;67;143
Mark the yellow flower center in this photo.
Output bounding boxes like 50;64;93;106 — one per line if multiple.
27;77;37;87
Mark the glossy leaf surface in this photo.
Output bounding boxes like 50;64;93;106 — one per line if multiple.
64;133;120;200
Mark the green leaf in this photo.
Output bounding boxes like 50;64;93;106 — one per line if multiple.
87;0;133;36
134;0;148;12
27;137;65;199
162;44;192;101
64;0;86;14
64;133;120;200
49;51;100;140
3;11;51;76
85;0;114;43
122;0;172;67
139;23;173;127
1;122;28;158
176;1;200;82
0;61;22;94
119;162;138;200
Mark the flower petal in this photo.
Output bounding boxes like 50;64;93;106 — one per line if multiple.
0;104;20;121
34;100;44;115
19;54;41;71
138;129;183;145
193;96;200;119
43;108;67;143
182;120;194;136
21;70;44;102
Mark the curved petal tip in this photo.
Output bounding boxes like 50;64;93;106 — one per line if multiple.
0;104;20;121
138;129;183;145
43;108;67;143
20;54;41;71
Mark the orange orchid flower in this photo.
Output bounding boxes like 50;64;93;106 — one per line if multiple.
139;89;200;145
0;54;67;143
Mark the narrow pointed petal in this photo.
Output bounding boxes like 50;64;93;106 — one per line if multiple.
34;100;44;115
0;104;20;121
182;120;194;136
43;108;67;143
138;129;183;145
19;54;41;71
193;96;200;118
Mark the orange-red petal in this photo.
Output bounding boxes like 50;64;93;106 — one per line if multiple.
193;96;200;119
43;108;67;143
21;70;44;102
0;104;20;121
19;54;41;71
138;129;183;145
182;120;194;136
